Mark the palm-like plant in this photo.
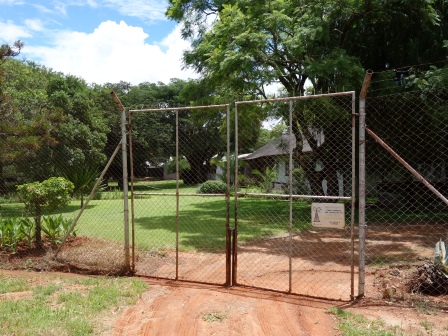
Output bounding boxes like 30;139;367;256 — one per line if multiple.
252;166;278;193
61;166;100;207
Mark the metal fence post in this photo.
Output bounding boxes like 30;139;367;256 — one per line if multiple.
128;111;136;272
226;104;232;286
175;110;179;280
358;70;373;297
288;100;293;293
233;103;239;286
111;92;131;274
351;91;356;300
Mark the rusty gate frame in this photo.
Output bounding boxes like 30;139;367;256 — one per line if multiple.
128;104;233;285
127;92;359;300
233;92;357;299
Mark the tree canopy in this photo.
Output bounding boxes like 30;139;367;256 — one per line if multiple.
167;0;447;96
166;0;448;195
0;42;64;193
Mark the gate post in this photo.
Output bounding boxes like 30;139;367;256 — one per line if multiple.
225;104;232;286
232;102;240;286
358;70;373;297
111;92;131;274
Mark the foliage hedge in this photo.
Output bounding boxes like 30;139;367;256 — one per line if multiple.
197;180;227;194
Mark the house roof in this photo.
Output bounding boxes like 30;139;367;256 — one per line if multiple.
243;132;321;161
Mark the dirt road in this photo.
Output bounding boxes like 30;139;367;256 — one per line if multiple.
109;279;340;336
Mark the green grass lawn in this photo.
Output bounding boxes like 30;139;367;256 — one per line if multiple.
0;179;315;253
0;273;147;335
5;179;446;255
68;196;313;252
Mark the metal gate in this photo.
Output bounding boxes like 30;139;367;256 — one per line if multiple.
233;93;356;300
129;104;232;285
129;92;356;301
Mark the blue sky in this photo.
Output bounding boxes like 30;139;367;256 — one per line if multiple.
0;0;198;85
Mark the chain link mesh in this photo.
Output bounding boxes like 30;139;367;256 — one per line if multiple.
5;80;445;303
131;106;229;285
365;81;448;299
0;125;127;274
235;94;355;300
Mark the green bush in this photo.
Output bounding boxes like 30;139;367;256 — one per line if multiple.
165;158;191;174
0;215;76;251
0;217;34;252
197;180;227;194
42;215;75;245
237;174;252;187
17;177;74;249
252;166;278;193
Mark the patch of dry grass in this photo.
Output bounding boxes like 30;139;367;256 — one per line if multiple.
56;237;127;275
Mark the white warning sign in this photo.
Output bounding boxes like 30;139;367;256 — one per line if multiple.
311;203;345;229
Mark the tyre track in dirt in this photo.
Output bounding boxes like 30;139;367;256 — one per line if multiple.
275;301;303;335
255;304;278;335
141;286;187;335
110;288;168;336
108;278;340;335
176;291;206;335
165;288;206;336
226;308;246;336
138;291;168;335
295;305;338;336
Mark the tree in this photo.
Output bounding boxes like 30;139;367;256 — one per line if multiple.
176;79;228;184
17;177;74;249
126;80;180;178
0;50;64;193
115;78;232;185
167;0;446;195
365;63;448;192
252;166;278;193
91;82;128;189
45;74;108;176
0;41;24;193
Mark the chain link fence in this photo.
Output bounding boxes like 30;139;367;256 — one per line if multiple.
234;93;356;300
0;120;128;274
129;105;231;285
127;93;356;301
363;72;448;301
2;74;447;303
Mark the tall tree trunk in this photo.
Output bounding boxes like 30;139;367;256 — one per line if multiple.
184;156;209;184
323;159;340;200
294;150;324;195
0;161;6;195
291;113;324;196
34;203;43;249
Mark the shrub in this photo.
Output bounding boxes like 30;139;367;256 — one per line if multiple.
42;215;76;245
237;174;252;187
17;177;74;249
252;166;278;193
0;217;23;252
197;180;227;194
0;217;34;252
61;166;100;208
166;158;191;174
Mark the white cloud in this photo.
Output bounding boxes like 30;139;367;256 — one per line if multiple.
24;19;45;32
0;0;24;4
24;20;197;85
32;4;56;14
85;0;99;8
53;1;68;16
0;20;31;42
102;0;168;22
